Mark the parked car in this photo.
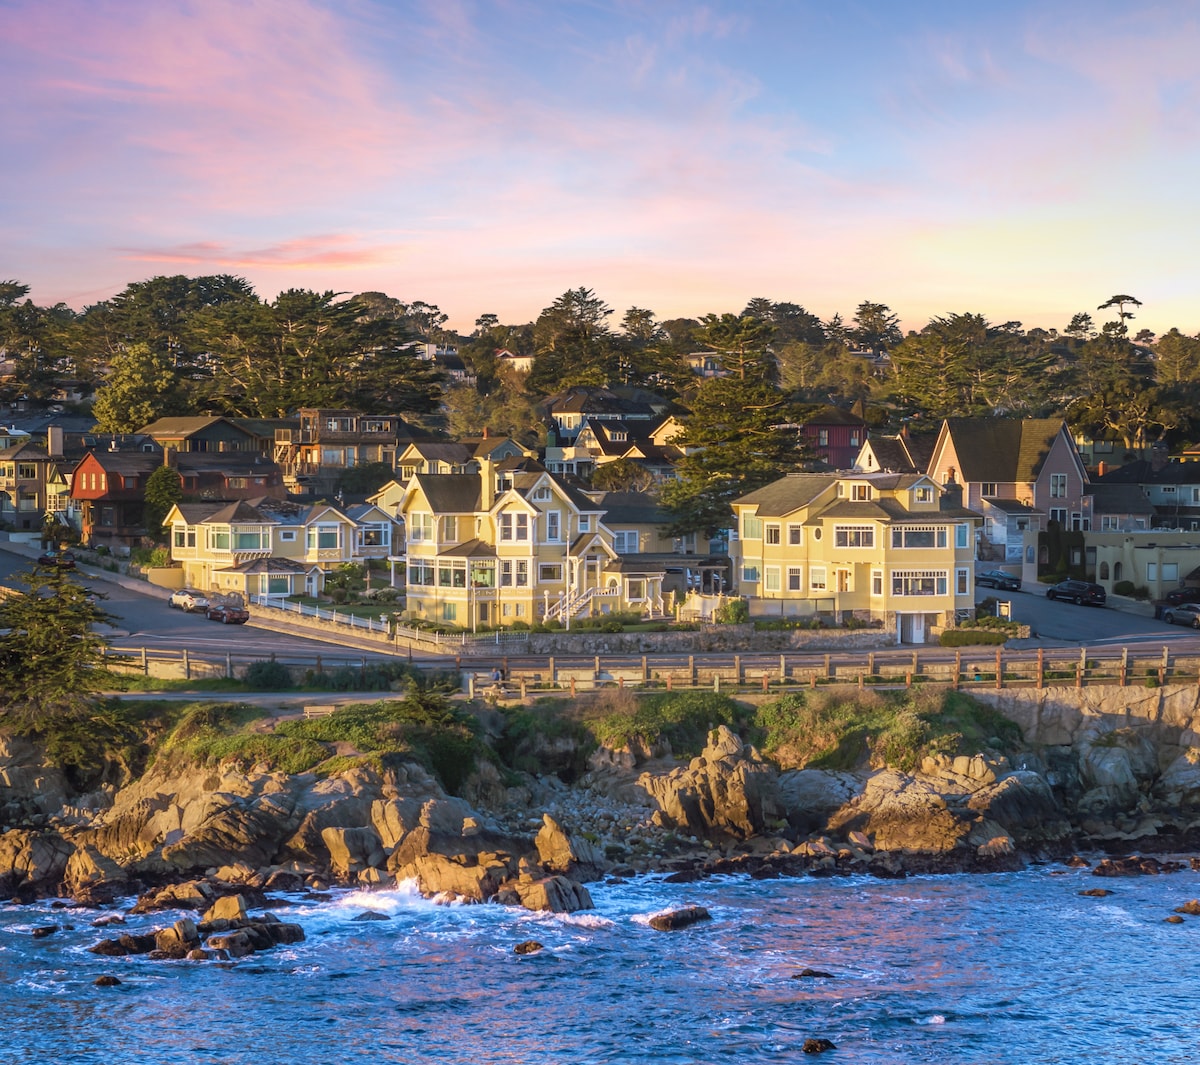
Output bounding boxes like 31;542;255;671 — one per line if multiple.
1162;603;1200;628
168;589;210;613
1046;579;1106;606
1162;587;1200;606
976;570;1021;591
205;603;250;624
36;550;76;569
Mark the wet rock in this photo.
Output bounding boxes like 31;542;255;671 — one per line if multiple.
510;874;593;914
351;910;391;922
1165;915;1185;924
802;1038;837;1053
202;895;248;923
92;913;125;927
94;975;121;987
648;906;711;931
263;869;305;893
89;932;157;956
514;940;543;955
321;826;384;882
535;813;606;881
1079;888;1114;897
31;925;58;938
1174;899;1200;915
794;968;834;978
131;880;214;913
1065;855;1091;868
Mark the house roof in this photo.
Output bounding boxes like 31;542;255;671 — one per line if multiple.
437;537;495;558
412;473;481;513
586;491;669;525
982;497;1040;515
403;441;474;464
221;557;311;574
804;405;867;428
733;474;837;516
203;500;274;524
941;418;1067;484
1088;483;1155;515
1096;459;1200;486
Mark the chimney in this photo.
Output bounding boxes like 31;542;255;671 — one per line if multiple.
941;481;963;511
47;425;63;457
164;447;177;468
1097;460;1108;478
480;456;495;509
482;425;489;439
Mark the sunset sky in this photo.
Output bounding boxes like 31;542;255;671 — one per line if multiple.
3;0;1199;335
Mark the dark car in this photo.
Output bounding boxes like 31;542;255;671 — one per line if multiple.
205;603;250;624
1046;579;1106;606
1163;587;1200;606
976;569;1021;591
36;550;76;569
1163;603;1200;628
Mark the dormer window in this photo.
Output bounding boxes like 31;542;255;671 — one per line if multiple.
533;486;551;501
610;430;627;442
852;484;871;501
916;486;934;503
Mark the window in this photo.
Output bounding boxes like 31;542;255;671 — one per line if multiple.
533;486;551;501
1147;563;1157;581
834;525;874;548
233;530;264;550
358;524;388;548
809;566;827;591
546;511;561;542
787;524;803;546
956;568;970;595
1100;515;1119;530
787;566;803;591
307;525;339;550
626;579;645;599
265;574;290;595
441;603;457;622
579;515;591;532
613;530;639;553
410;513;433;541
871;571;883;596
1163;563;1179;581
764;567;781;592
916;486;934;503
539;564;562;582
16;463;36;479
280;530;296;542
742;515;763;540
471;562;495;588
498;512;530;541
891;526;946;548
741;565;760;583
850;431;860;447
1162;485;1178;496
1049;508;1067;525
765;524;781;545
210;530;230;550
516;560;528;586
1050;473;1067;498
441;516;457;541
500;561;512;587
409;562;435;585
892;570;948;596
981;483;997;497
818;429;829;446
955;524;969;549
851;484;871;501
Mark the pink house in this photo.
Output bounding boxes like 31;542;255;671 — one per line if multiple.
926;419;1090;561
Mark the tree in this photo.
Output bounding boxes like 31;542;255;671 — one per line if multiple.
0;562;115;723
1098;294;1142;336
1155;328;1200;387
91;342;185;431
661;377;810;536
143;465;183;539
0;282;80;406
850;301;901;355
527;287;617;393
695;313;777;383
1064;312;1096;342
590;458;656;493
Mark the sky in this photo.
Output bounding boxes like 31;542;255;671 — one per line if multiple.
2;0;1199;336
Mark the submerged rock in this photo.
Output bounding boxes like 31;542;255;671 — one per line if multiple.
513;940;543;955
648;906;711;931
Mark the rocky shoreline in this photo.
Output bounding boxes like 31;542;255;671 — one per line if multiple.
8;691;1200;945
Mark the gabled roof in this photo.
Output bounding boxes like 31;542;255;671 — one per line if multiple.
401;441;474;464
940;418;1069;484
1096;459;1200;486
733;474;838;516
221;557;311;574
804;405;867;428
438;537;495;558
203;500;274;524
586;491;669;525
1088;483;1155;514
0;440;50;461
411;473;481;513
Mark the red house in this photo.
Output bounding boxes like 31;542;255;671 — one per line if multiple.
801;406;868;470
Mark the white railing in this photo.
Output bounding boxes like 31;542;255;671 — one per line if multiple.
543;585;619;622
249;594;529;652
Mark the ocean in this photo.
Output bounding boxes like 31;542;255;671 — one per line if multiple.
2;865;1196;1063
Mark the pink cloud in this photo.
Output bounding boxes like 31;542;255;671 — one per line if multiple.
118;234;404;269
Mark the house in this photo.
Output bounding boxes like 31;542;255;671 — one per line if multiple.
1088;483;1154;532
541;387;658;443
730;471;980;643
0;439;56;531
164;497;371;598
854;427;937;476
395;433;528;483
272;408;424;494
1088;529;1200;601
396;459;666;629
801;406;868;469
495;348;534;375
138;415;293;456
926;418;1090;561
70;446;285;550
545;417;680;481
1091;460;1200;530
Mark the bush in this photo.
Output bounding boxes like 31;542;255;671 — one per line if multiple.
242;660;294;689
1113;580;1135;597
329;587;349;605
715;598;749;624
588;691;752;757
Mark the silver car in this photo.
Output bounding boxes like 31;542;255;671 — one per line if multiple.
1162;603;1200;628
168;589;210;613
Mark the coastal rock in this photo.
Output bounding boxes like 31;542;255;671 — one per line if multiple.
131;880;214;913
535;813;606;881
203;894;248;923
802;1038;837;1054
63;845;133;905
509;874;593;913
321;826;384;882
965;772;1069;844
648;906;711;931
777;770;863;835
394;852;513;902
94;975;121;987
0;828;73;897
826;770;970;854
0;736;73;819
637;727;785;838
514;940;543;954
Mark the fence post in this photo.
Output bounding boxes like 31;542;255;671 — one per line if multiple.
226;652;232;679
689;655;696;683
642;655;649;682
570;676;576;697
779;654;786;683
1120;647;1128;687
824;654;831;679
667;674;673;691
809;672;816;689
995;647;1003;690
140;647;148;675
594;654;601;676
905;671;912;688
858;673;864;691
734;654;742;684
520;678;527;699
762;672;769;692
1037;648;1044;690
182;648;190;680
1075;662;1083;688
953;650;961;690
867;652;875;677
714;674;720;693
1163;645;1171;684
549;656;556;686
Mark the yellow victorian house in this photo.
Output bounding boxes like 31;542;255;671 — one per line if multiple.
164;497;371;598
730;472;980;643
398;460;667;629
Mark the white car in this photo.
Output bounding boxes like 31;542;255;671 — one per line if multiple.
168;589;210;613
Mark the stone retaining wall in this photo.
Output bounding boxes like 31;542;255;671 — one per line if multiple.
525;625;896;655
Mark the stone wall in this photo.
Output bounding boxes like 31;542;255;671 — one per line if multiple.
525;625;896;656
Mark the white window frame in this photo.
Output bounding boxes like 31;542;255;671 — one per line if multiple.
764;566;781;592
834;525;874;548
809;566;827;591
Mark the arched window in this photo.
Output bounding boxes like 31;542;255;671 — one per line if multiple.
1099;561;1110;580
1113;561;1123;581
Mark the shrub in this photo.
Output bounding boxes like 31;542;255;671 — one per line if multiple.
715;598;749;624
328;587;349;604
588;690;751;757
1113;580;1135;597
242;660;294;689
